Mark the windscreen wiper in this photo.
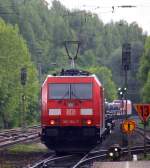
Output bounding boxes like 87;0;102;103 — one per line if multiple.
59;90;70;101
71;91;82;103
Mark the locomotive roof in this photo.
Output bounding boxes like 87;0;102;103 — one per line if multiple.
42;74;102;87
42;69;103;87
54;69;91;76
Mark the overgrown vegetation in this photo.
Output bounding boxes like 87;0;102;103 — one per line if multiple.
8;143;47;153
0;0;149;128
138;37;150;103
0;19;39;128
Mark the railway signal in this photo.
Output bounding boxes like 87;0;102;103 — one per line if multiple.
134;104;150;158
118;87;127;98
121;43;132;159
121;119;136;134
121;119;136;159
122;43;131;118
20;68;27;85
122;43;131;71
20;68;27;131
108;144;122;161
134;104;150;122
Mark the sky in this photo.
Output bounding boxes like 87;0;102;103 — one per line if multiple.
46;0;150;35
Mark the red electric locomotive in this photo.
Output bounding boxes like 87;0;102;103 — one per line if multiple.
41;69;106;153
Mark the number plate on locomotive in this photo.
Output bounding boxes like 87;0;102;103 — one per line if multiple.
66;109;76;115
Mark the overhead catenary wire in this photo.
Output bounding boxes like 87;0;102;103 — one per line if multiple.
80;2;150;14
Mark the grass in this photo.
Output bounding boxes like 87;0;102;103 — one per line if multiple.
138;119;150;129
7;143;48;154
0;143;48;168
138;153;150;160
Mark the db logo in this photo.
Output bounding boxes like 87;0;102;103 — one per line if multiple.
66;109;76;116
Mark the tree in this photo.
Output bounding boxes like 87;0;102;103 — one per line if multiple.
87;66;117;101
139;37;150;84
138;37;150;103
0;0;147;105
0;19;39;128
142;71;150;103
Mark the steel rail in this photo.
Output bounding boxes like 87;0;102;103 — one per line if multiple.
71;145;150;168
0;133;39;149
0;125;40;149
136;127;150;141
29;146;98;168
29;154;75;168
0;125;40;135
72;153;106;168
25;144;150;168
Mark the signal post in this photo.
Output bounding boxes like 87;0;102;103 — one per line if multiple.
121;43;132;159
20;68;27;132
121;119;136;160
122;43;131;119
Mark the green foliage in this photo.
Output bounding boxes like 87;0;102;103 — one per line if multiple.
8;143;47;153
0;18;39;128
0;0;145;73
0;0;148;128
142;71;150;103
138;37;150;103
87;66;117;101
139;37;150;83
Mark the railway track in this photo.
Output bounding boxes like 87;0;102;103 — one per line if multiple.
28;144;150;168
28;146;100;168
29;154;82;168
0;119;147;167
28;123;150;168
74;145;150;168
0;125;40;149
136;127;150;142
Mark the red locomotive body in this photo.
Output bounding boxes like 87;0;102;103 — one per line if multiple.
41;70;105;153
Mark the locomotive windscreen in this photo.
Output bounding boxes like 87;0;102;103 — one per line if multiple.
71;84;92;99
48;83;92;99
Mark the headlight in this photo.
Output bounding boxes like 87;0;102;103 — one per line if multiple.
80;109;93;115
50;120;55;125
86;119;92;125
49;109;61;115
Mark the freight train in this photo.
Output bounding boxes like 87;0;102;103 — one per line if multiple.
106;100;132;116
40;68;113;153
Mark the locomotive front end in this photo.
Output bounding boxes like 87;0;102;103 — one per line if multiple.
41;72;104;153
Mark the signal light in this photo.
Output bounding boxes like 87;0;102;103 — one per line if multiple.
109;152;114;157
120;91;123;95
107;144;122;161
118;87;127;98
114;148;118;152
